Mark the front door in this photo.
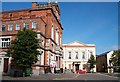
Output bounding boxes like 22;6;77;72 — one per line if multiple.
75;64;79;70
3;58;9;73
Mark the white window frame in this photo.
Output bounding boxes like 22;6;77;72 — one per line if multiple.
16;24;20;30
24;23;29;29
82;51;85;59
51;24;54;40
1;38;10;48
42;37;44;46
68;51;71;59
32;22;38;29
56;28;59;45
75;51;78;59
8;24;13;31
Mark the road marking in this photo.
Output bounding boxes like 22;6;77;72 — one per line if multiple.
74;74;79;78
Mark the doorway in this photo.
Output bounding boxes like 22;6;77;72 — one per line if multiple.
75;64;79;70
3;58;9;73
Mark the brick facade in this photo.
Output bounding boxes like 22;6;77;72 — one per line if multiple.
0;2;63;74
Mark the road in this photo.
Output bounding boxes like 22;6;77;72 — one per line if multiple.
74;73;119;80
2;73;119;81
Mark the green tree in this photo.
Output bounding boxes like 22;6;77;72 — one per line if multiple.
6;29;40;75
87;55;96;72
110;49;120;72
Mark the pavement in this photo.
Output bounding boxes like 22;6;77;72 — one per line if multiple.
2;70;77;80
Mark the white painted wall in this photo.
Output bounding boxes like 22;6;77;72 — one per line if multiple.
107;51;114;73
62;41;96;72
0;57;4;73
107;51;114;66
41;50;44;65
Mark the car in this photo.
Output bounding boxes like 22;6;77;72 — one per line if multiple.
75;70;87;74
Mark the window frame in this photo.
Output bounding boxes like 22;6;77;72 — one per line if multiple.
75;51;78;59
82;51;85;59
8;24;13;31
1;24;5;31
51;24;54;40
24;23;29;29
16;24;20;30
68;51;71;59
32;22;38;29
1;38;10;48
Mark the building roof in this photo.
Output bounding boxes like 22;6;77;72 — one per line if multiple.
62;41;95;47
96;50;114;57
1;2;63;30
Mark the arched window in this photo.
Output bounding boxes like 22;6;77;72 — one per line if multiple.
75;52;78;59
51;24;54;40
82;52;85;59
56;28;59;45
68;51;71;59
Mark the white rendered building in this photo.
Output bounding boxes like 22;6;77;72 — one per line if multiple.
62;41;96;72
107;51;114;73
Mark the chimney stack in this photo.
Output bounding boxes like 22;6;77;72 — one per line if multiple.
32;2;37;8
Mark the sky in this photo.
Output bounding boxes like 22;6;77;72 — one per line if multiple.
2;2;119;55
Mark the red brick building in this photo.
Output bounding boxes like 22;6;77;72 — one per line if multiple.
0;2;63;74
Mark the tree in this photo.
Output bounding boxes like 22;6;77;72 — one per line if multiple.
6;29;40;75
110;49;120;72
87;55;96;72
